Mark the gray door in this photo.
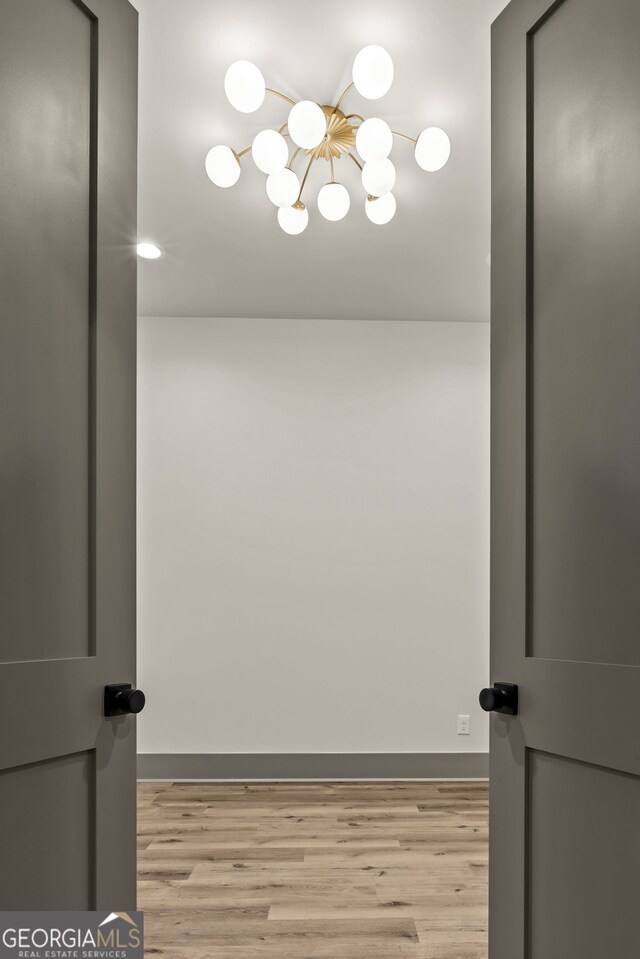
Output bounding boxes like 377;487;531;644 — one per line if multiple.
490;0;640;956
0;0;138;909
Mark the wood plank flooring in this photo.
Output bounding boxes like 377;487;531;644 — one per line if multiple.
138;781;488;959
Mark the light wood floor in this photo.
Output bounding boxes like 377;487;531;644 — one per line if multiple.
138;781;488;959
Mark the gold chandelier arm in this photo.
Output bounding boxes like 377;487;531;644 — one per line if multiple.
266;87;296;105
278;121;289;134
330;156;335;183
345;113;365;123
392;130;418;144
296;155;315;202
347;151;363;171
333;81;354;114
287;146;302;170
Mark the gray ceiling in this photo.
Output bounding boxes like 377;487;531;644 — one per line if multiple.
134;0;508;320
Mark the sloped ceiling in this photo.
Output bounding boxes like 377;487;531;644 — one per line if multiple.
134;0;508;320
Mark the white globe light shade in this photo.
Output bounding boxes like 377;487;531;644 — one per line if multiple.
287;101;326;149
415;127;451;172
252;129;288;174
277;205;309;235
224;60;266;113
266;168;300;207
355;118;393;162
352;45;394;100
361;158;396;197
365;192;396;225
205;145;241;187
317;183;350;222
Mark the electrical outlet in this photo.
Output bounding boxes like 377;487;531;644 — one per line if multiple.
457;714;471;736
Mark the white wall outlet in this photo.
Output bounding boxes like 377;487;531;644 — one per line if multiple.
457;714;471;736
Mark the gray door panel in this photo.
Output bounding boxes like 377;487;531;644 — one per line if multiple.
529;752;640;958
1;753;95;911
0;0;92;665
530;0;640;669
491;0;640;956
0;0;138;909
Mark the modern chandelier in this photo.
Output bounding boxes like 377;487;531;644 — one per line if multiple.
205;46;451;234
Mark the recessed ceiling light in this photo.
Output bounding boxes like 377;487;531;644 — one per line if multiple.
137;242;163;259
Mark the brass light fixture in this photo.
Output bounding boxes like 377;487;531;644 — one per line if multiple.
205;46;451;235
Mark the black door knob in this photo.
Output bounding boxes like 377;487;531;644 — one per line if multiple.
104;683;146;717
116;687;146;714
479;682;518;715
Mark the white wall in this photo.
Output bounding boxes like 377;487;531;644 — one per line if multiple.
137;316;489;755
